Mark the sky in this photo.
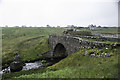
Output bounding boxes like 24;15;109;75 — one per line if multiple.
118;1;120;27
0;0;119;27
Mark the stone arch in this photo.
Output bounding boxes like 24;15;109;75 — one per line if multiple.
53;43;67;58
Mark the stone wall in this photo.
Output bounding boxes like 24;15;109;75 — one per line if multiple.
76;35;120;42
48;35;120;57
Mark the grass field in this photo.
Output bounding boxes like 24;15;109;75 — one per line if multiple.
2;48;119;79
82;38;119;43
2;27;65;68
75;27;119;34
2;27;120;79
91;27;119;34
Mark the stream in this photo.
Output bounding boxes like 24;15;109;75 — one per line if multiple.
0;57;65;74
0;60;45;74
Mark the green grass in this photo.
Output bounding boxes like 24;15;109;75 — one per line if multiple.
5;48;118;79
74;27;119;34
91;27;119;34
2;67;47;80
2;27;119;79
67;31;92;36
2;27;65;68
82;38;119;43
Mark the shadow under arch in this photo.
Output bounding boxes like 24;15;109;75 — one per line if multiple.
53;43;68;58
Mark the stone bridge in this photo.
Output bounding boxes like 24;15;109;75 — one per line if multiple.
43;35;120;58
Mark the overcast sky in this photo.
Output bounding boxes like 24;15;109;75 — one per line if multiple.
0;0;119;27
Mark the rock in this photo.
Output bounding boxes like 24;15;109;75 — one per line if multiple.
10;61;23;72
105;53;112;57
99;53;103;57
106;48;108;49
84;51;88;56
101;55;106;57
37;54;42;56
10;53;23;72
91;54;95;57
14;53;20;62
96;55;100;57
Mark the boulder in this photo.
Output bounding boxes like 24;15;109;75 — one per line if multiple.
10;61;23;72
10;53;23;72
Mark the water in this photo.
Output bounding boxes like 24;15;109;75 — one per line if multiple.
0;56;65;74
0;67;10;74
22;61;43;70
0;60;44;74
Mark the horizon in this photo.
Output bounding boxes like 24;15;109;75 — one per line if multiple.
1;25;119;27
